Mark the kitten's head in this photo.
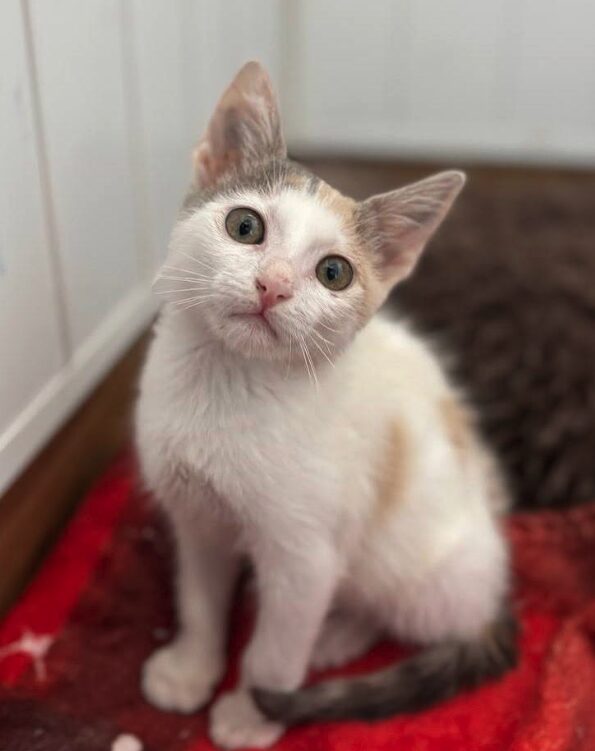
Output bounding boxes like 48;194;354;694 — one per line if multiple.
156;62;465;366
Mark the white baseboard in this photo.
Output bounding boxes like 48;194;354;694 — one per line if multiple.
0;284;157;495
288;123;595;169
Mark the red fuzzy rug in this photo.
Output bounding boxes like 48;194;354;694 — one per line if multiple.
1;456;595;751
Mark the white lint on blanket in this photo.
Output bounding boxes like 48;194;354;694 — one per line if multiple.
0;629;54;681
111;734;143;751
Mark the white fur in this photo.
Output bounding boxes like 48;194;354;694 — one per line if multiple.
137;185;509;749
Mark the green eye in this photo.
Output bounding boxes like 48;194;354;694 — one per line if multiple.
225;208;265;244
316;255;354;291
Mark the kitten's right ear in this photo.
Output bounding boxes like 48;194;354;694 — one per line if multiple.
358;171;466;286
193;61;286;189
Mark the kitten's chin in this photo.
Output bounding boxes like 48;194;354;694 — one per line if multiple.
212;313;288;362
231;312;278;339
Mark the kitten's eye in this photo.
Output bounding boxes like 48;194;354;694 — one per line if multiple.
225;208;265;244
316;256;353;291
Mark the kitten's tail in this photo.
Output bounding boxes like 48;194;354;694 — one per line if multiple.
253;609;517;726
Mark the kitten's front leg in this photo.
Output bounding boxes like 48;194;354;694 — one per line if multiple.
209;540;338;749
143;499;239;713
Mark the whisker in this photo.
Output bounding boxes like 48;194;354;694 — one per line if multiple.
156;275;213;284
310;336;335;368
304;338;319;387
155;286;211;295
298;340;313;383
285;333;293;380
296;335;312;385
161;265;211;280
312;329;334;348
170;293;217;306
299;333;318;388
176;296;218;311
177;249;217;273
318;320;339;334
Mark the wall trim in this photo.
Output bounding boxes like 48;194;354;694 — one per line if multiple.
0;284;156;495
289;124;595;169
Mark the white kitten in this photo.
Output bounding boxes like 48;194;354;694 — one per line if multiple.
135;62;516;750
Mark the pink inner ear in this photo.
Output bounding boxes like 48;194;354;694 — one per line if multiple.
193;143;213;185
194;140;240;188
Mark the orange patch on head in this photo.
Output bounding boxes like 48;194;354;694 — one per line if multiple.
316;182;357;226
283;170;312;191
314;181;384;322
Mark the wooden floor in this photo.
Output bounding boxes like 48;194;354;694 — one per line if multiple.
0;334;150;616
2;157;594;615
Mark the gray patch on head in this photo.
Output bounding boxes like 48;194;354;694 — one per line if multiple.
181;158;323;214
305;174;322;196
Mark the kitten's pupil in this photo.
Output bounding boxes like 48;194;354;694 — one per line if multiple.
326;263;339;281
239;218;252;236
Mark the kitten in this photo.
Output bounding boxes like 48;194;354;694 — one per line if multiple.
135;62;517;749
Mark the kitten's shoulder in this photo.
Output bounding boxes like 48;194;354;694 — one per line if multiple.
361;312;440;363
352;313;452;396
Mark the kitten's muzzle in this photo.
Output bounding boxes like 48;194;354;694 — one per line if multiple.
256;259;295;310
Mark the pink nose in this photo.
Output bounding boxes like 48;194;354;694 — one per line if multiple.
256;261;294;310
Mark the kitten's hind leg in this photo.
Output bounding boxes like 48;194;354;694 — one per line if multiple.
310;609;379;671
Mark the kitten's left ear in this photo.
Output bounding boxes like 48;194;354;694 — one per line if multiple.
193;61;286;188
358;171;466;284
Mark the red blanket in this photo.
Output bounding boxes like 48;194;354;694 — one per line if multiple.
1;457;594;751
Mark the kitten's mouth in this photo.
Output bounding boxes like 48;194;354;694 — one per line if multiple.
231;311;278;338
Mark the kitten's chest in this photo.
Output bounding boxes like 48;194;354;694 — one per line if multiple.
172;371;264;451
164;356;320;501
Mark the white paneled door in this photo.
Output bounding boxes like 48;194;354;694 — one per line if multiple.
125;0;190;269
28;0;145;350
0;0;65;489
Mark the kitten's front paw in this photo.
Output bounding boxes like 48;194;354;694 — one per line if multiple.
142;638;222;713
209;690;284;750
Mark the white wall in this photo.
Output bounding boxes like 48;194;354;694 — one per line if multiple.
287;0;595;165
0;0;281;494
0;0;67;475
1;0;594;494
